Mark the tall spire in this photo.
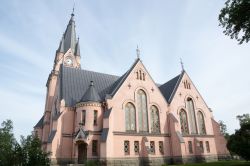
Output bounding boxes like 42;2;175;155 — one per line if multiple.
57;9;77;55
64;12;77;53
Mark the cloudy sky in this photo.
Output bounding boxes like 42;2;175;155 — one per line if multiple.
0;0;249;138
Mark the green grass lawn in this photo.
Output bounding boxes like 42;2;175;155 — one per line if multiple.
170;161;250;166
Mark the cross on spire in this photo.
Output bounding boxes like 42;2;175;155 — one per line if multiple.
136;45;140;59
180;58;184;71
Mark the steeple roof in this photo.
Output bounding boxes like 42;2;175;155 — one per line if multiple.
80;81;101;103
57;13;79;55
58;36;65;53
75;37;80;56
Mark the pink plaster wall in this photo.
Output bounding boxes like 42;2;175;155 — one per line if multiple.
36;58;230;163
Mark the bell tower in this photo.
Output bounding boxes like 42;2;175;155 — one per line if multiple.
41;11;81;150
53;12;81;72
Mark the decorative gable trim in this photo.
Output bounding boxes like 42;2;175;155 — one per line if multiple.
109;58;140;98
182;72;210;110
75;128;89;143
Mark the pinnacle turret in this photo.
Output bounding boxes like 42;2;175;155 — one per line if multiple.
80;81;101;103
75;37;80;56
58;36;65;53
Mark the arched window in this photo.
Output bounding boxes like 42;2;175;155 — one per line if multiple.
125;103;136;131
197;111;206;134
150;106;160;133
137;89;148;132
186;98;197;134
180;109;189;135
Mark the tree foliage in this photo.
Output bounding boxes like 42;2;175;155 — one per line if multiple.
218;120;230;140
237;114;250;126
0;119;50;166
227;114;250;160
218;0;250;44
0;120;16;165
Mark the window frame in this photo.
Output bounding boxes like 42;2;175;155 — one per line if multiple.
124;140;130;155
179;109;189;135
134;141;139;154
82;110;86;126
188;141;193;154
150;141;155;154
151;105;161;133
125;102;136;132
206;141;210;153
137;89;149;132
93;110;98;126
159;141;164;155
92;140;98;156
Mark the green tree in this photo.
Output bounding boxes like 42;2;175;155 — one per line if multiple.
237;114;250;126
0;119;50;166
218;0;250;44
18;134;50;166
227;114;250;160
0;120;17;166
218;120;230;140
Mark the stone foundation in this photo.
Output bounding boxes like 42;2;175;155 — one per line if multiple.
51;154;231;166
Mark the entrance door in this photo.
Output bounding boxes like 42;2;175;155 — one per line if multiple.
78;143;87;164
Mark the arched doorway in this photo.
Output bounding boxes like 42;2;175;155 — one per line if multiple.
78;142;87;164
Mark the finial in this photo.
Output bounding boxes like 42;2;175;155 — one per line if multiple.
180;58;184;71
136;45;140;59
71;0;75;16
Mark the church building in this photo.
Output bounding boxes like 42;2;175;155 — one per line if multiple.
34;12;230;165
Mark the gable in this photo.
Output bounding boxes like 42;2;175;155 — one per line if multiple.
109;58;168;106
109;58;140;97
170;71;210;110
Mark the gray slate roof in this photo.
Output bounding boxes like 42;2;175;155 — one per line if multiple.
48;130;57;143
57;13;79;56
159;71;184;103
80;81;101;102
34;115;44;128
103;108;112;118
60;62;183;106
101;128;109;142
60;66;120;106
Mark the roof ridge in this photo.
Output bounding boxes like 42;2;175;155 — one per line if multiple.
109;58;140;97
62;66;120;78
161;73;181;86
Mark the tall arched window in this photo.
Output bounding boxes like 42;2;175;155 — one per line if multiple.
197;111;206;134
125;103;136;131
150;106;160;133
186;98;197;134
137;89;148;132
180;109;189;134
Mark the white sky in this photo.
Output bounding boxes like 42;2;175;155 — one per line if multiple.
0;0;249;138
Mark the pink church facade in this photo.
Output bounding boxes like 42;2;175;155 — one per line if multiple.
34;12;230;165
